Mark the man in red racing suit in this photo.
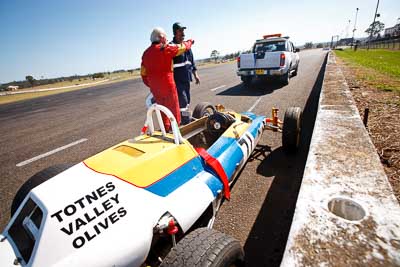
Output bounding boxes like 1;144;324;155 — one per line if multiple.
141;27;194;131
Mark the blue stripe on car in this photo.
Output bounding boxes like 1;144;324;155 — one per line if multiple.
145;157;203;197
145;115;265;197
246;116;265;138
241;112;257;120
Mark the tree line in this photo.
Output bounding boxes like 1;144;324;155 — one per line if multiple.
209;50;246;62
1;69;139;91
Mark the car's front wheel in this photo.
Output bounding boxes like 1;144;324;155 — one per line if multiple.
282;107;302;153
161;228;244;267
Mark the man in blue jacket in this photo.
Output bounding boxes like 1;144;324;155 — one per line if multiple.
171;22;201;125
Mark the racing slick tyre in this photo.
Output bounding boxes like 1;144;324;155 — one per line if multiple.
193;102;216;119
11;163;74;216
282;107;302;153
280;71;290;85
161;228;244;267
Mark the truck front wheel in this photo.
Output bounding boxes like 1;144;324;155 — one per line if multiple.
280;71;290;85
293;63;299;76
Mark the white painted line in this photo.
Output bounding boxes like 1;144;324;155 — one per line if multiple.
210;85;226;92
16;138;88;167
247;96;263;112
28;108;48;114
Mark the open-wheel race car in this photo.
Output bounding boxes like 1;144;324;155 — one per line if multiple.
0;102;302;267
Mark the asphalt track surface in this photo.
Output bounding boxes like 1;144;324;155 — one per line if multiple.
0;49;327;266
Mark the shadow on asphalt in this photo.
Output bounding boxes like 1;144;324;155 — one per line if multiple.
243;55;327;267
217;79;285;97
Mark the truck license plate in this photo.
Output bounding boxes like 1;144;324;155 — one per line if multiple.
256;69;264;75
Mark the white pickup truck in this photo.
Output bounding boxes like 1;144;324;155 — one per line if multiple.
237;34;300;86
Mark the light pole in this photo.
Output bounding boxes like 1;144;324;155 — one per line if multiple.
330;35;339;49
351;8;359;46
368;0;381;50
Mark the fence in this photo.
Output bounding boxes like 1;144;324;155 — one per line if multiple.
358;38;400;50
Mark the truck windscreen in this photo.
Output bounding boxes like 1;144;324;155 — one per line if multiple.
253;41;286;53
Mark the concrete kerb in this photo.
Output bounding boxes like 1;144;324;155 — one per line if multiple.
280;52;400;266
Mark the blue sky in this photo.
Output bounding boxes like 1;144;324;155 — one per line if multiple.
1;0;399;83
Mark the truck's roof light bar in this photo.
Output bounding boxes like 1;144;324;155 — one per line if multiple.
263;33;282;39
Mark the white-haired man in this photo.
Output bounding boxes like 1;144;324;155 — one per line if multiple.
141;27;194;131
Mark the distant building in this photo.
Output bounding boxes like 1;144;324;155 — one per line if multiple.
6;85;19;91
338;38;353;46
384;23;400;38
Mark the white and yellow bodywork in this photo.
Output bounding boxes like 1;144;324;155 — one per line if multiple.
0;104;267;267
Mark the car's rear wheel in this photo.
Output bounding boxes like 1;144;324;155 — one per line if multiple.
282;107;302;153
192;102;216;119
11;164;74;216
161;228;244;267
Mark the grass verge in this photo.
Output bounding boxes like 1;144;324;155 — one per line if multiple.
335;49;400;92
335;49;400;77
335;52;400;202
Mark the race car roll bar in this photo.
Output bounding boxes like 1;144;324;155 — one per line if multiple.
142;104;184;145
